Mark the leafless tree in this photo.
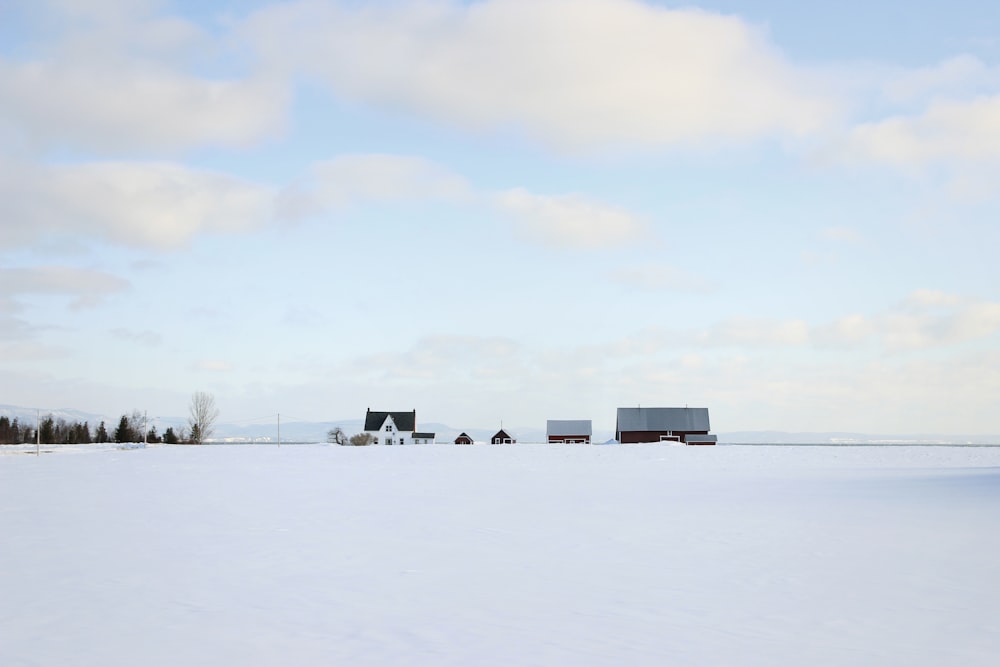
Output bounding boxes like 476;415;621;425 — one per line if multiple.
188;391;220;444
327;427;347;445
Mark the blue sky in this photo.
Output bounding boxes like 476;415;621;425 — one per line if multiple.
2;0;999;434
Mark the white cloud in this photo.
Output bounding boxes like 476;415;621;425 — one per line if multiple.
1;153;644;252
0;2;286;154
816;290;1000;351
193;360;233;373
0;266;129;309
0;160;277;250
0;59;286;153
844;95;1000;166
306;154;472;208
287;154;645;250
345;335;525;385
882;55;1000;105
820;226;863;244
240;0;837;151
0;266;127;347
496;188;646;248
698;318;811;347
608;264;714;293
110;327;163;346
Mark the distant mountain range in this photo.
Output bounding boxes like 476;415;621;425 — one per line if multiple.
2;404;996;445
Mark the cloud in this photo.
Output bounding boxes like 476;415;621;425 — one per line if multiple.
815;291;1000;351
0;3;287;154
0;160;277;250
882;55;1000;105
301;154;472;210
193;360;233;373
240;0;837;151
608;264;714;293
346;335;524;384
0;266;129;309
0;62;286;153
820;226;863;244
0;152;653;254
844;95;1000;166
110;327;162;346
698;318;811;347
496;188;646;248
283;154;645;250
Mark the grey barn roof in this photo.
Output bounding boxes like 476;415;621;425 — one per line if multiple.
616;407;711;433
364;409;416;432
412;432;436;439
547;419;593;436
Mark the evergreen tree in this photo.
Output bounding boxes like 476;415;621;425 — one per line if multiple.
0;416;11;444
114;415;132;443
39;416;55;444
163;427;179;444
96;421;109;443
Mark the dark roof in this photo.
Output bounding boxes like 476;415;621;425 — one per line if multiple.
491;429;514;441
455;432;473;442
616;407;710;433
412;432;435;439
364;409;416;432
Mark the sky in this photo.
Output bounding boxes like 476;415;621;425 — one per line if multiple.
1;0;999;435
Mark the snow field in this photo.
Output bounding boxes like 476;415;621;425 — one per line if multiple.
2;444;999;666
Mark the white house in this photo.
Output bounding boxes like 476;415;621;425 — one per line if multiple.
363;409;433;445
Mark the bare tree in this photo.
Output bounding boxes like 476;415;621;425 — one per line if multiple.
348;432;374;446
188;391;220;444
327;427;347;445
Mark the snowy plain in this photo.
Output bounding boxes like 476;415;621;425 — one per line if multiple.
2;443;999;666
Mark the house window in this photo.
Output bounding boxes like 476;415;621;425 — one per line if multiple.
399;437;405;445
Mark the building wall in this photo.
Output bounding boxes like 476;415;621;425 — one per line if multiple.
547;435;591;444
618;430;709;444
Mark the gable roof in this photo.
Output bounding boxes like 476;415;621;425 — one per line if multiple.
616;407;710;433
547;419;592;436
364;409;416;432
491;429;513;441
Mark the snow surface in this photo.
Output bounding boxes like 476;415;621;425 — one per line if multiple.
2;443;999;666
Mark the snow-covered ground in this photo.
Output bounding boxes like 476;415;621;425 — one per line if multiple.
2;443;999;666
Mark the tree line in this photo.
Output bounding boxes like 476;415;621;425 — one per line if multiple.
0;392;220;446
0;412;184;445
